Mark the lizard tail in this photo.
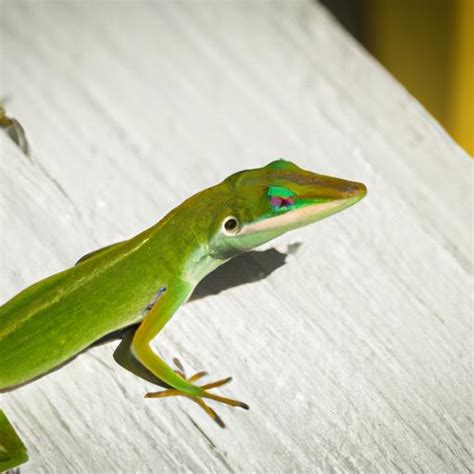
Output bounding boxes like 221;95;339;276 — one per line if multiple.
0;409;28;471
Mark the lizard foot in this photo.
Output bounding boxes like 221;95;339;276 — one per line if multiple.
145;358;249;428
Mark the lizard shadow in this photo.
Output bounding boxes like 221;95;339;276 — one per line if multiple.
191;242;301;301
1;243;302;393
96;242;302;343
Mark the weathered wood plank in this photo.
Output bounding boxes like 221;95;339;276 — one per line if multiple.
1;1;472;472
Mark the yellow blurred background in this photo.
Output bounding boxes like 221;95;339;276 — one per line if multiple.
322;0;473;157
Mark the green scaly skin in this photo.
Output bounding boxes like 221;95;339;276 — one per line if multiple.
0;160;366;469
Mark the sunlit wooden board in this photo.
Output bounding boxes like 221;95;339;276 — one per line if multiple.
1;1;472;472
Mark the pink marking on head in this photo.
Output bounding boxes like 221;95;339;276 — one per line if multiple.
271;197;283;207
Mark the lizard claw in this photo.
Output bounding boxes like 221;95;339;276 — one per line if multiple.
145;360;248;428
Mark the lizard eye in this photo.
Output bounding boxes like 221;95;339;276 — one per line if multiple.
222;216;239;235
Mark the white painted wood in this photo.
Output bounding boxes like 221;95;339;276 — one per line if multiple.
1;1;472;472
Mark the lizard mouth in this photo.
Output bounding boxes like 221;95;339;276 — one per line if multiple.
239;197;359;235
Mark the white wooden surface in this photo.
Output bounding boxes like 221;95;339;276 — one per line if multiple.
1;1;472;473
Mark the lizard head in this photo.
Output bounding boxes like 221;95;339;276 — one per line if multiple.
208;159;367;260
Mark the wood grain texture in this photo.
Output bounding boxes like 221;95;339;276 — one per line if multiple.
0;1;472;472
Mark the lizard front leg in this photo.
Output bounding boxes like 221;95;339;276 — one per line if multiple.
130;281;248;427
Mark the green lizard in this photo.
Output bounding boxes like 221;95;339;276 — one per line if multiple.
0;160;366;470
